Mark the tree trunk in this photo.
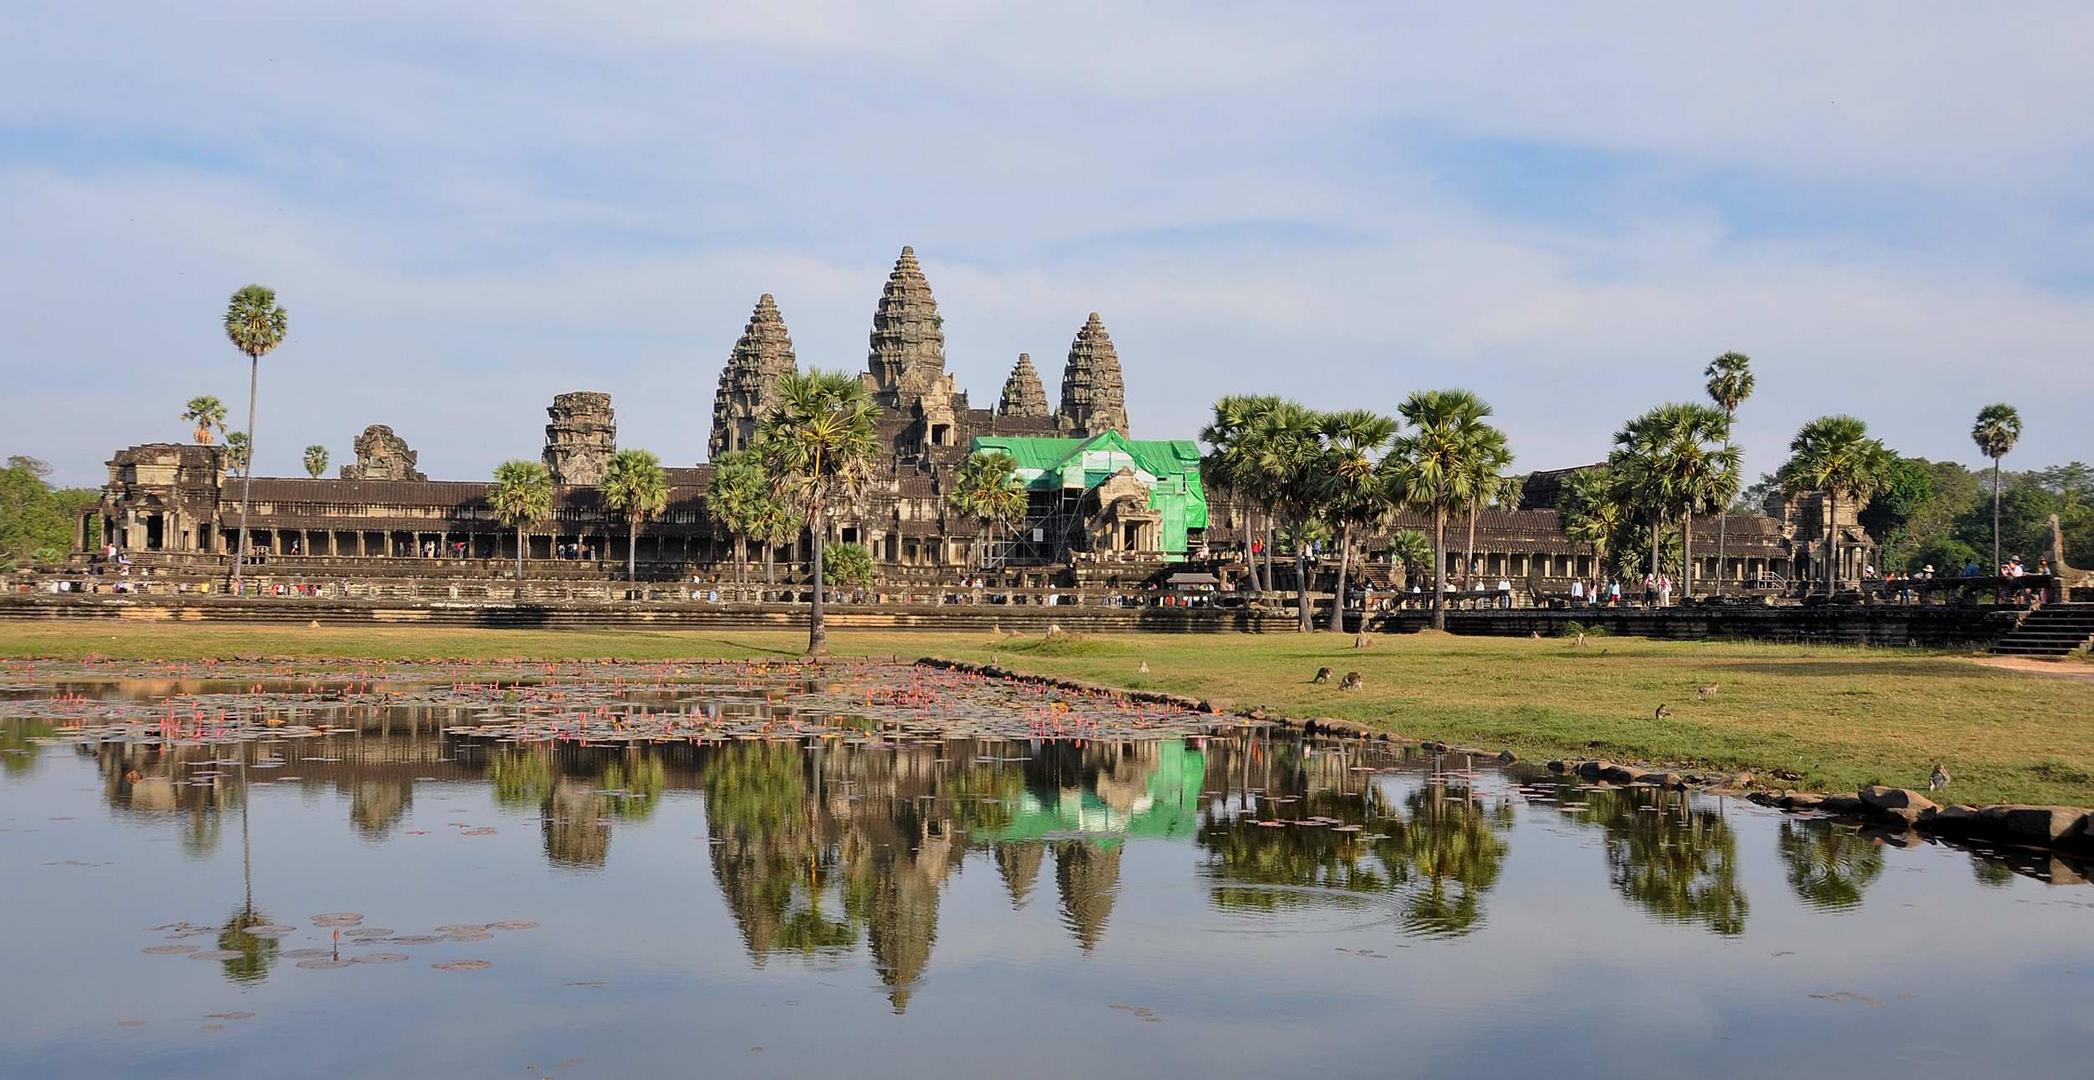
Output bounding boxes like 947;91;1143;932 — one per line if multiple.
764;540;775;586
1331;522;1353;632
808;503;828;656
514;524;524;581
1240;497;1259;591
626;517;638;592
1431;504;1448;631
1826;490;1839;595
231;354;259;594
1992;458;2002;572
1683;506;1695;599
1649;512;1662;605
1295;519;1311;633
1262;513;1276;594
1463;502;1478;589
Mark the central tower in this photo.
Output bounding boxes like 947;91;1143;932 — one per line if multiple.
865;246;950;411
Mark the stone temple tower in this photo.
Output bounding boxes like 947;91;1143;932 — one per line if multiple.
709;293;799;459
542;391;616;485
865;246;953;412
1056;313;1128;437
998;353;1050;418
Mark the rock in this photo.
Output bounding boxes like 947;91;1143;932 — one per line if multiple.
1818;794;1866;816
1496;750;1518;764
1636;771;1685;790
1747;791;1780;806
1978;805;2085;845
1858;786;1939;826
1546;760;1571;774
1421;741;1450;752
1780;792;1826;810
1924;804;1982;837
1575;760;1612;782
1598;763;1639;784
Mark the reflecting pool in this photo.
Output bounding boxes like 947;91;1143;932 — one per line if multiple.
2;660;2090;1078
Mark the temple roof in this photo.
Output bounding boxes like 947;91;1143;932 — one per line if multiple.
866;246;946;408
1057;312;1127;436
998;353;1049;418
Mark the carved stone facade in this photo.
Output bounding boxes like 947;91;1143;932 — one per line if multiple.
998;353;1050;418
543;392;616;485
709;294;798;458
1056;313;1128;438
338;425;426;482
865;246;952;412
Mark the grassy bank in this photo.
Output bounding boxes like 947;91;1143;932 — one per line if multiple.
1;622;2088;807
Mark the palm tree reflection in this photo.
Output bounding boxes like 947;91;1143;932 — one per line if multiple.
1777;819;1884;912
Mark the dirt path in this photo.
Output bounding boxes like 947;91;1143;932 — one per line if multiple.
1970;655;2094;680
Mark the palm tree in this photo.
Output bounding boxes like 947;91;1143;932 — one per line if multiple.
1200;395;1282;592
1609;403;1736;598
755;371;881;656
1385;389;1497;631
947;451;1027;570
1245;401;1325;632
302;445;329;479
1458;431;1514;591
1557;466;1625;590
1778;415;1894;595
706;451;765;584
601;448;670;587
1387;528;1433;589
1970;403;2023;572
489;459;554;581
222;432;250;477
1317;409;1398;631
747;492;803;586
223;285;287;594
183;395;227;445
1704;352;1755;594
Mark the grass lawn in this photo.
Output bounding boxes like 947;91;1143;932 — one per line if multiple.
2;622;2089;807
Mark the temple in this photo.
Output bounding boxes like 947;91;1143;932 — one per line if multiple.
79;245;1853;600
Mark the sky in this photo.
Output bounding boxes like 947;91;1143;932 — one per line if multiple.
3;2;2091;488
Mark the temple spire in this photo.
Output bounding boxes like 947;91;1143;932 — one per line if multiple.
998;353;1049;418
865;245;947;411
1056;312;1128;437
709;293;799;459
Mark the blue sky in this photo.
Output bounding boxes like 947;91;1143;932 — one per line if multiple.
4;2;2090;487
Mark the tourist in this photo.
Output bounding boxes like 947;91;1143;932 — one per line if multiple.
1570;579;1585;605
1608;580;1622;606
1496;577;1513;609
1656;573;1672;608
1642;572;1656;608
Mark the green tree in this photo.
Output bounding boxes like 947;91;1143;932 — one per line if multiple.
1386;528;1433;588
1557;465;1627;584
1704;351;1755;594
1609;403;1737;596
1243;401;1326;632
824;541;876;589
489;459;553;581
1778;415;1894;594
1970;403;2023;572
183;395;227;445
1200;395;1285;592
223;285;288;594
222;431;250;477
1457;429;1514;590
1385;390;1499;630
302;444;329;479
706;451;764;583
1317;409;1398;631
755;371;882;656
601;448;670;586
947;450;1027;570
0;457;96;568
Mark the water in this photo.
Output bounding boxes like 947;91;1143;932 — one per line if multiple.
3;660;2091;1078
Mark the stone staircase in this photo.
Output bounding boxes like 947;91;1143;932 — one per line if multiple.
1990;603;2094;657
